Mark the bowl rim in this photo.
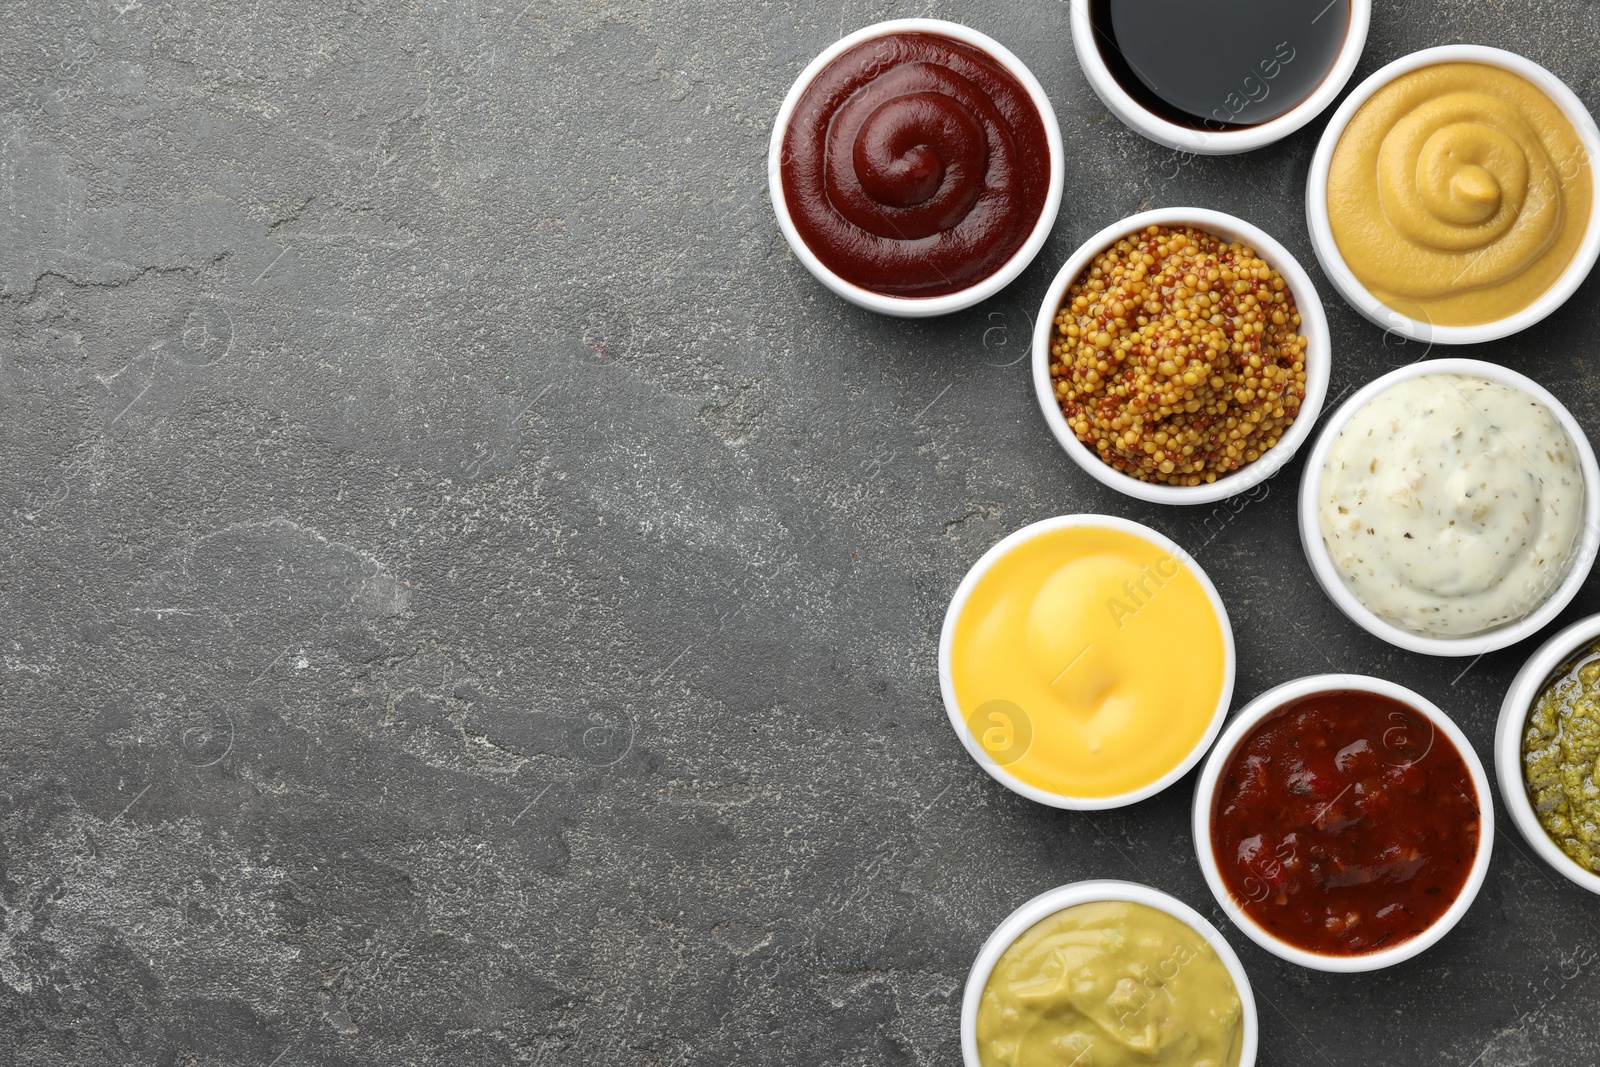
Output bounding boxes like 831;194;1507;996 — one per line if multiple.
1495;612;1600;896
937;513;1237;809
1296;357;1600;657
1030;206;1332;506
960;879;1259;1067
1068;0;1372;155
1192;673;1495;973
1304;44;1600;345
766;18;1065;318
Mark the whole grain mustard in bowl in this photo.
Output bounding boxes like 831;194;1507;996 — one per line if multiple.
1032;208;1331;506
1307;45;1600;344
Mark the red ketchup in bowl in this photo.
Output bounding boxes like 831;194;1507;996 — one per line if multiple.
1211;690;1480;956
779;32;1051;298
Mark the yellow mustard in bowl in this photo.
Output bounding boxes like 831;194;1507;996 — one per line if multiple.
1326;62;1592;327
949;525;1226;799
975;900;1244;1067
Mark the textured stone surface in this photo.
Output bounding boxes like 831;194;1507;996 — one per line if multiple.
3;1;1600;1064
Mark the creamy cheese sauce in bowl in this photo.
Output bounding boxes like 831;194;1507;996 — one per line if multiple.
1299;359;1600;656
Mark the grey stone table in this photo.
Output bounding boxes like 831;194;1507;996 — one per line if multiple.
2;1;1598;1064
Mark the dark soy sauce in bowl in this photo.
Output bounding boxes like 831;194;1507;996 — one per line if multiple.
1088;0;1351;130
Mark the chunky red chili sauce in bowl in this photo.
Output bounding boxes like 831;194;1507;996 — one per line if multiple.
768;19;1063;316
1193;674;1493;972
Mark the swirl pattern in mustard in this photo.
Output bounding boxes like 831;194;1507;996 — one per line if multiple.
1327;63;1591;327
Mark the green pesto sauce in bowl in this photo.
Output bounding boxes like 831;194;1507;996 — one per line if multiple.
1524;643;1600;872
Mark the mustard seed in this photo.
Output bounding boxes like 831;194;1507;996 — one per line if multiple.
1051;225;1308;487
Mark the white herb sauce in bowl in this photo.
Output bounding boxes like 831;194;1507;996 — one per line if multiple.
1317;373;1584;638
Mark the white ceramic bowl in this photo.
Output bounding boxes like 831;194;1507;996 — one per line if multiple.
938;514;1236;809
1193;674;1495;973
1069;0;1370;155
1496;613;1600;896
962;880;1259;1067
1032;207;1331;506
768;19;1064;318
1298;357;1600;657
1306;45;1600;345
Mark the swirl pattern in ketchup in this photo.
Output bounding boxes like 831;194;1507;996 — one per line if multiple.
780;32;1052;298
